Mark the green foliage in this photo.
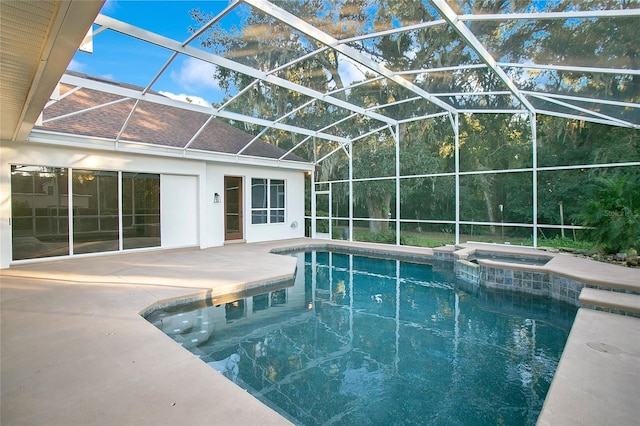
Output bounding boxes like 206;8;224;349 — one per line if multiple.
189;1;640;247
353;230;397;244
352;230;418;246
401;233;455;247
536;236;594;251
313;210;330;233
347;228;455;247
573;176;640;253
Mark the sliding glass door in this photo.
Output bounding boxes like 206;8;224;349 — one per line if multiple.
10;166;69;260
122;172;161;249
10;165;161;261
72;169;119;254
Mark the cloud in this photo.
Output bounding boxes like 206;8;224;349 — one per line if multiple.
68;59;86;72
159;91;211;107
100;0;118;14
338;58;368;87
171;57;220;92
67;58;114;82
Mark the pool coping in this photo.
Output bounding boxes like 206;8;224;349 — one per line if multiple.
1;238;639;425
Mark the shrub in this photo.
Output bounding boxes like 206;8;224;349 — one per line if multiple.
573;176;640;253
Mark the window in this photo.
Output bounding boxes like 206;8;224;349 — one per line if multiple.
251;178;268;224
251;178;285;224
270;179;285;223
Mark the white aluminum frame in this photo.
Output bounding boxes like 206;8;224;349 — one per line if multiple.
33;0;640;249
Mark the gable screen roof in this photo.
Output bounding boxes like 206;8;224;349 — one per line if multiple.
34;72;307;163
5;0;638;168
35;0;636;166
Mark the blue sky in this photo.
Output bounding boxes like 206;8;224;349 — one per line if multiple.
68;0;383;107
69;0;234;106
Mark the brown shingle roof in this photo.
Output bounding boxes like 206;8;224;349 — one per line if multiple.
35;73;308;162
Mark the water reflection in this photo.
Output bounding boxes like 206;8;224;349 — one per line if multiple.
147;251;576;426
208;353;241;382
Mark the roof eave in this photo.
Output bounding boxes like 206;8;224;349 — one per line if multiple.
3;0;104;142
27;129;315;171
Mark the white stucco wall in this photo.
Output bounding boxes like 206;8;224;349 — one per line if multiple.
0;140;310;269
161;174;199;248
205;163;307;246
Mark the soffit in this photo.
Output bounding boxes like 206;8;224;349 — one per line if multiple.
0;0;104;142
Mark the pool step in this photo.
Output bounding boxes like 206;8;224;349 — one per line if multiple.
579;287;640;316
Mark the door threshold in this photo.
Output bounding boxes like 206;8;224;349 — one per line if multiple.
224;239;246;245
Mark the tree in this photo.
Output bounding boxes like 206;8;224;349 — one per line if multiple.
189;0;370;153
573;175;640;253
186;0;639;243
536;117;640;238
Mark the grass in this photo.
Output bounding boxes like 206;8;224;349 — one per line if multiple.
331;227;597;251
536;236;595;251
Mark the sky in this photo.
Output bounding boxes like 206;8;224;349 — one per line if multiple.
68;0;369;108
69;0;234;106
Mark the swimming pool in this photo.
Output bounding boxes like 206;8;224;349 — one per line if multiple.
146;251;576;425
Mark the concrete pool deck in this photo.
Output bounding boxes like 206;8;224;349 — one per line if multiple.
1;238;639;425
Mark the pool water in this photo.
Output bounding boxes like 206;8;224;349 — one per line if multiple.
146;251;577;426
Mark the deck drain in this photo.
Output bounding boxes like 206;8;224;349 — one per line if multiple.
587;341;622;354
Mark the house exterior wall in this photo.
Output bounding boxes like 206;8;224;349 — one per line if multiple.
0;140;308;269
204;163;307;247
161;174;200;248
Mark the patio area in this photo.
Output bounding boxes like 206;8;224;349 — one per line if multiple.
1;239;639;425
